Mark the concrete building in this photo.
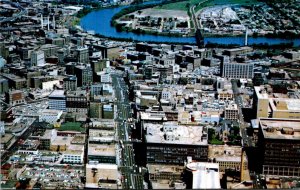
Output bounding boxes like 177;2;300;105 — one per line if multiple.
221;60;254;79
77;46;89;64
223;47;253;57
88;143;116;164
253;86;300;119
75;65;93;87
144;122;208;165
5;90;25;106
208;145;248;173
147;164;185;189
258;118;300;176
63;76;77;91
48;90;66;111
89;102;103;119
39;109;63;124
66;90;88;114
0;78;9;94
40;129;57;150
217;89;234;100
30;50;45;66
42;80;60;90
85;163;119;189
2;74;27;90
184;162;221;189
63;144;84;164
224;104;239;121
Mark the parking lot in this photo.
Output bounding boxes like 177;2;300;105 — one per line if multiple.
20;165;84;189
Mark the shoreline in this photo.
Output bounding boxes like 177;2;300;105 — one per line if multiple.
75;2;300;47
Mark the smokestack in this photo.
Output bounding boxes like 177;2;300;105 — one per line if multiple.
47;16;50;30
41;15;43;29
245;28;248;46
53;15;55;30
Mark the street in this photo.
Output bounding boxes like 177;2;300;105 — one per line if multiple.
112;73;145;189
231;80;253;147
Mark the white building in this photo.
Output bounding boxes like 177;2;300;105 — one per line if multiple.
48;90;66;111
221;61;254;79
185;162;221;189
42;80;60;90
31;50;45;66
63;145;84;164
161;90;172;100
39;109;63;124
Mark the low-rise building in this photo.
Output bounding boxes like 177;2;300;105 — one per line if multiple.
48;90;66;111
38;109;63;124
63;144;84;164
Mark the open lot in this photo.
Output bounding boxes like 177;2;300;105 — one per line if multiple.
155;0;260;12
140;8;189;19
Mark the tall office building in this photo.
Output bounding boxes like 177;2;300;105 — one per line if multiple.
258;118;300;176
224;104;239;121
0;78;9;94
74;65;93;87
91;59;109;82
220;56;254;79
77;46;89;64
30;51;45;66
63;76;77;91
66;90;88;114
144;122;208;165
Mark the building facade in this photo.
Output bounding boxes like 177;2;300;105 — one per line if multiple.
258;118;300;177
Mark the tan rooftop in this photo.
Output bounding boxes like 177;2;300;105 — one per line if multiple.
88;144;116;157
259;118;300;140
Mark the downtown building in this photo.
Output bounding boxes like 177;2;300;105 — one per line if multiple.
144;122;208;165
253;85;300;119
66;90;89;114
258;118;300;177
220;56;254;79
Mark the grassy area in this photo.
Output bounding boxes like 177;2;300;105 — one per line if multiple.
58;122;84;132
71;17;80;26
195;0;259;12
156;0;201;11
209;138;224;145
155;0;259;12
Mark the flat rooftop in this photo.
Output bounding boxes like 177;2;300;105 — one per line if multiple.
208;145;244;162
64;144;84;154
85;163;119;189
90;119;115;129
269;99;300;112
88;143;116;157
144;122;208;145
147;164;184;174
259;118;300;140
51;136;73;146
89;129;115;142
49;90;65;98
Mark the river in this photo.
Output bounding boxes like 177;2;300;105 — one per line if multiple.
80;4;300;46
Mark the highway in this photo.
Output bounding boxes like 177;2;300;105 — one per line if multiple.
231;80;253;147
112;73;145;189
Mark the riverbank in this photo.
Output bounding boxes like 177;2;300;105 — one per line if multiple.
79;1;300;47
